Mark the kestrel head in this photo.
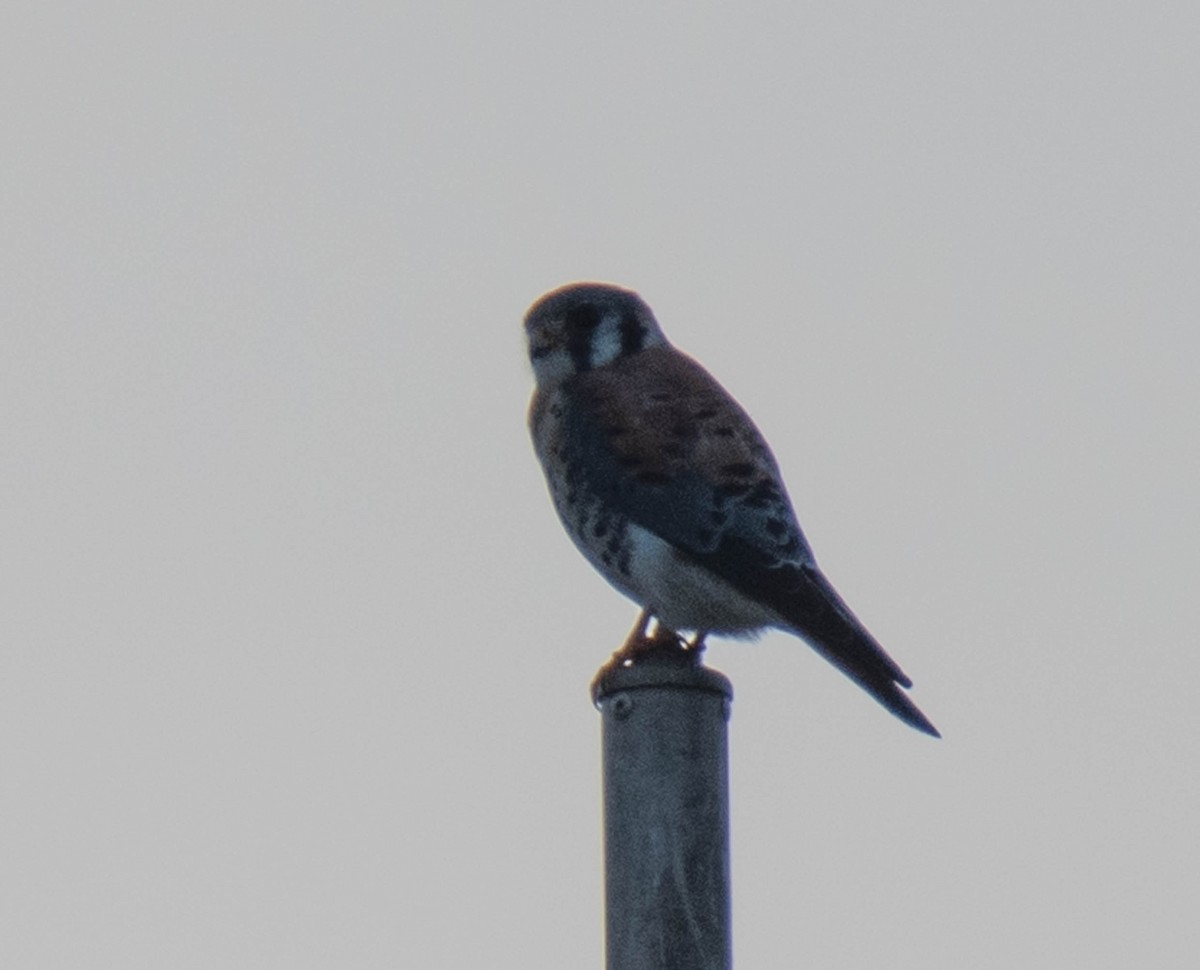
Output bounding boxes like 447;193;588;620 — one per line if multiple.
524;282;668;389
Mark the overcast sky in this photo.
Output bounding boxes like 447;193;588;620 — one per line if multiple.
3;3;1198;967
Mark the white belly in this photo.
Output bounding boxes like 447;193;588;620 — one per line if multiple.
620;523;786;635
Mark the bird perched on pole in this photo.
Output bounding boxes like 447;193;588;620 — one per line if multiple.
524;282;938;737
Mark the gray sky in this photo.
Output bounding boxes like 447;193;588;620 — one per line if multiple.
4;2;1198;967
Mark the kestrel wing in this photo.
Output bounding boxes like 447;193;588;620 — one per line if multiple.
562;345;814;569
692;532;939;735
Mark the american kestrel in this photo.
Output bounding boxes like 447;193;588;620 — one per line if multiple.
525;282;938;737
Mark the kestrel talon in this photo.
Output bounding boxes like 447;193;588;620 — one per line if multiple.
524;282;938;737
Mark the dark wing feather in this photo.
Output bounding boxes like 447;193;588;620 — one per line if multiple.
691;533;940;736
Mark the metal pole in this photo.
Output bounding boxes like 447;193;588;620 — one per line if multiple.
592;643;733;970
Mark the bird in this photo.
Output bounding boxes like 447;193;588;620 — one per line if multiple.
524;281;938;737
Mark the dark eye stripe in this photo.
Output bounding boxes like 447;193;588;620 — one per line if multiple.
565;304;602;372
619;310;646;356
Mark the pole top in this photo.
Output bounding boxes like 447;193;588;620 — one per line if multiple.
591;637;733;708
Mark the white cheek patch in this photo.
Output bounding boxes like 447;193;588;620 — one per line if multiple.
588;314;625;369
